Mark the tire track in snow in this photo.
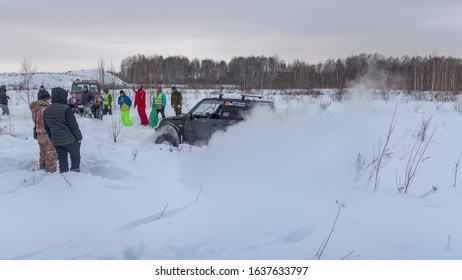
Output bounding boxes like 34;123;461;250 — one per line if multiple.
118;206;189;232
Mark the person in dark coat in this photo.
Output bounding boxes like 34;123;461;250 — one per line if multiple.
171;86;182;116
0;85;10;115
44;87;83;173
37;85;49;100
82;85;95;117
82;86;94;105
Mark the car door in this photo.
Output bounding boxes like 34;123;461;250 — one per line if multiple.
182;99;225;144
183;117;224;144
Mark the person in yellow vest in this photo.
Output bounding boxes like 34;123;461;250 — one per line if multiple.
102;88;113;115
117;90;133;126
154;86;166;118
149;86;167;127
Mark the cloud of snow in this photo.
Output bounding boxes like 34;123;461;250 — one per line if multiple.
347;58;407;92
175;102;387;255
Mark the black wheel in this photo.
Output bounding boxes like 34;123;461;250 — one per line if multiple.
97;108;103;120
92;107;102;120
155;125;180;147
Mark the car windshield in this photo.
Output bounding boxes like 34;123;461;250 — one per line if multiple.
71;83;99;92
191;100;223;115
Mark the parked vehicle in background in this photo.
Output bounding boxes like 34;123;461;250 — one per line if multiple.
67;79;103;119
154;94;274;146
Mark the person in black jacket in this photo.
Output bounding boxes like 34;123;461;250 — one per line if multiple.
82;85;95;117
37;85;49;100
44;87;83;173
0;85;10;115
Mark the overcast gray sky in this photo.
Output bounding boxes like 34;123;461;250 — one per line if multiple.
1;0;461;72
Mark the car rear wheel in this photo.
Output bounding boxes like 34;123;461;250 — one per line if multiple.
95;107;103;120
154;125;180;147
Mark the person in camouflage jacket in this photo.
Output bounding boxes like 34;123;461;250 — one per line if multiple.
170;86;182;116
30;91;58;172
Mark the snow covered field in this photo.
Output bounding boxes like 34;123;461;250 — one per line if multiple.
1;83;462;260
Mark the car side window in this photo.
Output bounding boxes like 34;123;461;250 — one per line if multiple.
220;102;247;119
89;85;99;92
192;100;222;117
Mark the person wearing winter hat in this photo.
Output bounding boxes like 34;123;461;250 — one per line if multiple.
0;85;10;115
30;90;57;172
37;90;51;101
37;85;49;101
43;87;83;173
117;90;133;126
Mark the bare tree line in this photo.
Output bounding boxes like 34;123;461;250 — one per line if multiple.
119;53;462;91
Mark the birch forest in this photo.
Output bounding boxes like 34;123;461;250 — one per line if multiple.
119;53;462;91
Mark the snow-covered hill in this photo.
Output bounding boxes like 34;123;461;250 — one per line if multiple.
0;69;125;90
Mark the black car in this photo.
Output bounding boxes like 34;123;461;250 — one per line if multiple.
154;94;274;146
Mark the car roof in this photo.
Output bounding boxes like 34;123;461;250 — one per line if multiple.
72;80;99;84
202;94;273;104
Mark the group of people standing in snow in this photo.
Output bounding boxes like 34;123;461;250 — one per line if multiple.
27;84;182;174
117;84;182;127
78;86;114;118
